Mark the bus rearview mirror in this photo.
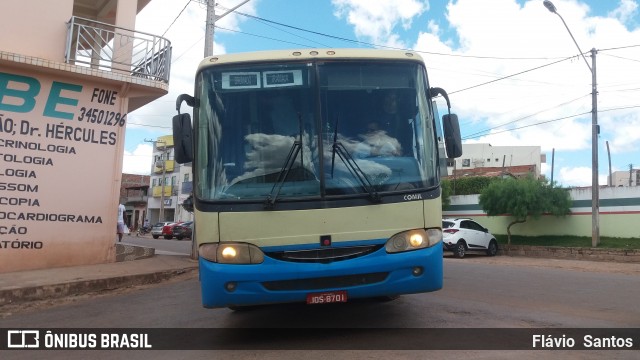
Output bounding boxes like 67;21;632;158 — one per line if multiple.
173;113;193;164
443;114;462;158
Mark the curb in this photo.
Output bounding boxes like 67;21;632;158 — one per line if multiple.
498;245;640;263
0;267;197;307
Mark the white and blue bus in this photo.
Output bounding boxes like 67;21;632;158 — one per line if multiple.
172;48;462;309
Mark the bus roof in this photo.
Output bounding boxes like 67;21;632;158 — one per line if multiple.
197;48;425;71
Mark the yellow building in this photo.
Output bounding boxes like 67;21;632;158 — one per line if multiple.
0;0;171;272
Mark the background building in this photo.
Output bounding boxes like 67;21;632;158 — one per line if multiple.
120;173;150;231
609;168;640;187
146;135;194;224
0;0;171;272
447;143;545;179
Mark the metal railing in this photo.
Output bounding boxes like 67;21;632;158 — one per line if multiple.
65;16;171;83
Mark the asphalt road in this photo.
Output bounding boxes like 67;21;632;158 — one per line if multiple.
3;255;639;359
121;233;192;255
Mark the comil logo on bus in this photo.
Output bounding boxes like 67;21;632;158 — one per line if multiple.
7;330;40;348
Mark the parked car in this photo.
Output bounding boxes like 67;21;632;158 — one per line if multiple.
442;218;498;258
161;222;184;240
151;222;173;239
172;221;193;240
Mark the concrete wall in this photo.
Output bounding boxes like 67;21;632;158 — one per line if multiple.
444;186;640;238
0;0;74;62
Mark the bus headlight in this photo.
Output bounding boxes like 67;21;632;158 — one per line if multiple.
385;228;442;253
199;242;265;264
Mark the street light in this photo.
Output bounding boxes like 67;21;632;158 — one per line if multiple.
543;0;599;247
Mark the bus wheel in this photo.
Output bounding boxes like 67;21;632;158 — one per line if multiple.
454;241;466;258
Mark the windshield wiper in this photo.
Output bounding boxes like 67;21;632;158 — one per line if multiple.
264;140;301;209
330;123;380;203
264;113;305;209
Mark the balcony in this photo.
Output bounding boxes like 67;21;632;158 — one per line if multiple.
154;160;175;174
152;186;174;197
124;194;149;205
65;16;171;83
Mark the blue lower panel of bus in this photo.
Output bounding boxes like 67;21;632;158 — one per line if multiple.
199;242;443;308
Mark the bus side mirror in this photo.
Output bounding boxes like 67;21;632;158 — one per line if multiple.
173;113;193;164
443;114;462;158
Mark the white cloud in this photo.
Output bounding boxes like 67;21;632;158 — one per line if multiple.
609;0;639;25
557;166;590;187
556;166;609;187
122;144;153;175
332;0;428;47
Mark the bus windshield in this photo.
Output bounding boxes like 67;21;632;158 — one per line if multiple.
195;60;438;202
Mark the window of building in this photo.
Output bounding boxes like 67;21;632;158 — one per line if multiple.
184;173;190;182
152;179;156;187
446;159;455;167
462;159;471;167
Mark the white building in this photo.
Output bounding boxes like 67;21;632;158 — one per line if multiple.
609;169;639;187
147;135;193;223
447;143;545;179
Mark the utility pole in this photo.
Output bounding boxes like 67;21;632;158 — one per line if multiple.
202;0;252;57
159;140;167;222
204;0;216;58
550;148;555;185
606;141;612;186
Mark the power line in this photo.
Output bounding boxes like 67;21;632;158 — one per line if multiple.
161;0;192;37
462;104;640;140
230;10;567;61
599;44;640;52
172;35;204;64
127;122;171;129
463;111;591;140
599;52;640;64
215;26;316;48
462;94;590;139
449;56;575;95
215;4;331;48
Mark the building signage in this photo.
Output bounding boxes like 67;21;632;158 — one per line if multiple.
0;70;126;272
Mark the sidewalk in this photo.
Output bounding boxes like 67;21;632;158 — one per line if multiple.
0;253;198;307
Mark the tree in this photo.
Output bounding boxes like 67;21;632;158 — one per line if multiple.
441;179;452;208
442;176;500;209
478;176;571;244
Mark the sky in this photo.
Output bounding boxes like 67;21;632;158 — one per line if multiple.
124;0;640;188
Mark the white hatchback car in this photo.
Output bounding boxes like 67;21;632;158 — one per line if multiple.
442;218;498;258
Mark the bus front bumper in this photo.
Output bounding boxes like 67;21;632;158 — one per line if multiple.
198;243;443;308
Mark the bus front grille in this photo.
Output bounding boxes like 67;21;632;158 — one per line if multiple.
262;272;388;291
266;245;382;263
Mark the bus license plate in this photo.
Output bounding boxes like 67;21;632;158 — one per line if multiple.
306;290;348;304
